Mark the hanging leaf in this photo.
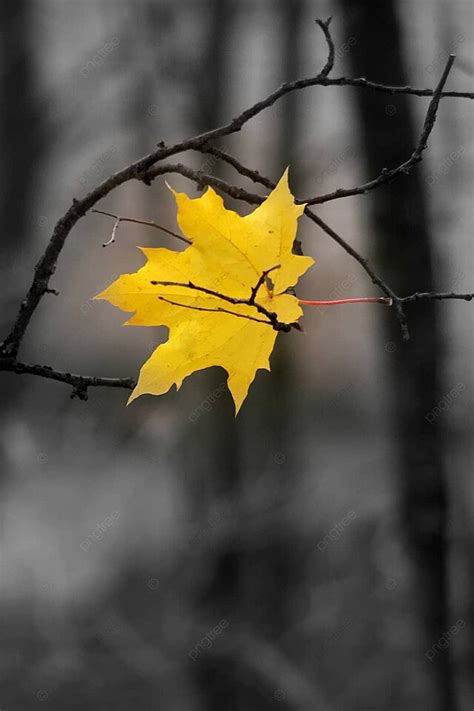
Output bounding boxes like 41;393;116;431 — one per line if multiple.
95;169;314;413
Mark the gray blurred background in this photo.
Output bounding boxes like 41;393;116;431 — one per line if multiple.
0;1;473;709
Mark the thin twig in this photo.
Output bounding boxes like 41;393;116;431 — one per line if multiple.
399;291;474;304
316;17;335;78
198;144;274;190
92;208;191;246
316;74;474;99
103;216;121;247
158;296;272;326
249;265;281;303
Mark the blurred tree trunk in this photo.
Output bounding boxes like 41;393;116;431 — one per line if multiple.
0;1;44;464
106;7;189;710
0;0;42;271
338;1;454;709
188;2;244;709
188;2;310;708
232;1;310;707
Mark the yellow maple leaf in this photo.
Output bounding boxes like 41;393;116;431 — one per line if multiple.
95;169;314;413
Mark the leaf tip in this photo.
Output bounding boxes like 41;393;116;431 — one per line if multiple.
126;389;139;406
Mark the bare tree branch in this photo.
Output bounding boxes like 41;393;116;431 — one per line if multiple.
317;74;474;99
0;359;135;398
400;291;474;304
0;18;472;397
303;55;456;205
189;51;459;339
316;17;335;78
144;163;263;203
197;144;275;190
304;209;410;339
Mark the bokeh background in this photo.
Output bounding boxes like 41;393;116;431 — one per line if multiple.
1;1;473;709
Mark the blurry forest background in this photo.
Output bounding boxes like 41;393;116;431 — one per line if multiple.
0;0;473;709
